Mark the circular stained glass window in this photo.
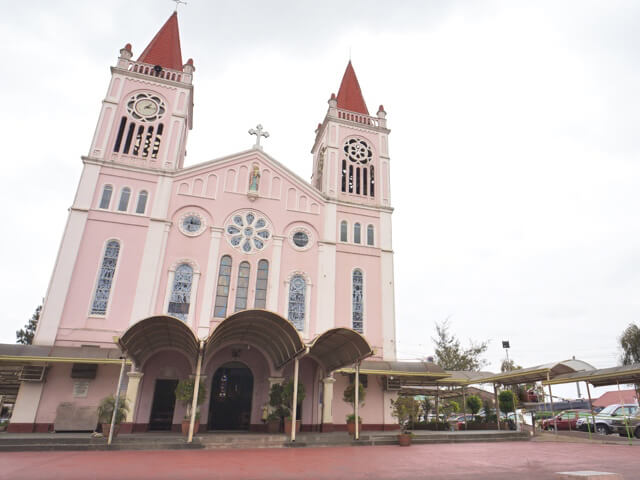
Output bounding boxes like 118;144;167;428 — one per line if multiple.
225;211;271;253
292;231;309;247
179;212;206;236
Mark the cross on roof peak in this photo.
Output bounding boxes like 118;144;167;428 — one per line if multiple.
248;124;269;150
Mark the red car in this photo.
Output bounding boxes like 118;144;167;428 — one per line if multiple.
541;410;591;431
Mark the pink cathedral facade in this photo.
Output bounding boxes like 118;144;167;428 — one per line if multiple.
10;13;400;434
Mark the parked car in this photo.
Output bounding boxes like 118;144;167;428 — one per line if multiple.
576;404;638;435
610;409;640;438
541;410;591;431
451;414;475;429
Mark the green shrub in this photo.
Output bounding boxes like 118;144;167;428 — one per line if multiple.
390;396;422;433
498;390;516;413
466;395;482;417
175;378;207;420
97;395;130;424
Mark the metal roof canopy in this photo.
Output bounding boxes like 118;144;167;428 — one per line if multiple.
307;328;373;373
474;359;595;386
119;315;199;367
542;363;640;387
0;343;127;365
337;360;450;384
205;310;305;369
437;370;496;386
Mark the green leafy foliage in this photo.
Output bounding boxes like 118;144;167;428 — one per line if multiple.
390;396;423;433
498;390;516;413
466;395;482;416
97;395;130;424
342;383;366;408
174;378;207;419
432;320;489;371
16;305;41;345
619;323;640;365
281;378;306;419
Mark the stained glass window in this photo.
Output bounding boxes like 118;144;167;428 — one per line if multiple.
352;269;363;333
90;240;120;315
234;261;250;312
214;256;232;317
135;190;148;214
168;264;193;322
367;225;374;246
118;187;131;212
255;260;269;309
225;211;271;253
99;185;113;209
354;223;361;244
288;275;306;331
340;221;348;242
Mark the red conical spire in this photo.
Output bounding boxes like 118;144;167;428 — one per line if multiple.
137;12;183;71
336;61;369;115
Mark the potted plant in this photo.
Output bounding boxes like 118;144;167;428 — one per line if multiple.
281;379;305;434
266;383;285;433
175;378;207;436
390;396;422;446
343;382;365;435
97;395;130;438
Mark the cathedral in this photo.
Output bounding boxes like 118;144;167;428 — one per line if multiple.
7;12;429;434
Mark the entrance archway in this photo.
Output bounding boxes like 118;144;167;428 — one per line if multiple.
209;362;254;430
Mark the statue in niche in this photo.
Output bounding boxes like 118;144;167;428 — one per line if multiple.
249;164;260;192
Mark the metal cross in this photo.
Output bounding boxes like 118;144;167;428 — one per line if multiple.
248;124;270;149
172;0;187;11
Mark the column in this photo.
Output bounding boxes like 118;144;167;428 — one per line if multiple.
121;371;144;433
321;376;336;432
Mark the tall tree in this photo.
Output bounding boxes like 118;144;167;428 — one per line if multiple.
619;323;640;365
432;320;489;371
16;305;41;345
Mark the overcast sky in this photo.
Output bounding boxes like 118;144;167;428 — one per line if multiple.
1;1;639;399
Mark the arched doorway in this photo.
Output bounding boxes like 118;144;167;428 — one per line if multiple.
209;362;254;430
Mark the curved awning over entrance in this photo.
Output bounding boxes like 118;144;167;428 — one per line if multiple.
205;310;305;369
307;328;373;373
118;315;200;367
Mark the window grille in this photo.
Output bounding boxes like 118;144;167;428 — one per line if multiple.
90;240;120;315
234;261;250;312
214;256;232;317
254;260;269;309
168;264;193;322
352;269;363;333
288;275;306;331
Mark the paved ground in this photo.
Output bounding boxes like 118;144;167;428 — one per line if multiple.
0;441;638;480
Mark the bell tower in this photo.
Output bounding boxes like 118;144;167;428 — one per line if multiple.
87;12;194;171
311;61;391;208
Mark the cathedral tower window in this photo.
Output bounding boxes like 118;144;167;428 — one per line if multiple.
90;240;120;315
132;125;145;156
288;275;306;331
113;117;127;152
369;165;375;197
254;260;269;309
168;264;193;322
367;225;374;246
123;123;136;154
342;138;373;197
341;160;347;192
354;223;361;244
142;126;154;157
151;124;164;159
234;261;251;312
118;187;131;212
99;185;113;209
352;269;364;333
340;221;348;242
135;190;148;214
214;255;232;318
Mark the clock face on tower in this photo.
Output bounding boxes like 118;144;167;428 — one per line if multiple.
126;92;166;122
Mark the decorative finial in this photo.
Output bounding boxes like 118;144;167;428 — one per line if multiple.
172;0;187;12
248;124;270;150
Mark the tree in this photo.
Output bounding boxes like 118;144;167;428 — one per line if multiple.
500;359;520;372
16;305;41;345
466;395;482;418
421;396;433;421
619;323;640;365
498;390;516;414
432;320;489;371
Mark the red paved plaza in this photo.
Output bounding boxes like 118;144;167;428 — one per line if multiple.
1;442;638;480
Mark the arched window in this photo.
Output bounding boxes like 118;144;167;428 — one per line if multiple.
352;269;363;333
288;275;306;331
367;225;374;246
340;221;348;242
214;256;232;318
168;264;193;322
118;187;131;212
135;190;148;214
254;260;269;309
354;223;361;244
341;160;347;192
234;261;251;312
113;117;127;153
99;185;113;209
369;165;375;197
90;240;120;315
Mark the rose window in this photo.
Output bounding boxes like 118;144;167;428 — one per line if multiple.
225;211;271;253
344;138;372;164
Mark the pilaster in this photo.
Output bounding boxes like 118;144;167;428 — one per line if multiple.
321;376;336;432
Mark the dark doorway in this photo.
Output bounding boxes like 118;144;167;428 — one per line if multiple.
209;362;253;430
149;379;178;430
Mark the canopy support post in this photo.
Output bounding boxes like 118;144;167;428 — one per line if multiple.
188;340;203;444
462;387;467;430
585;381;595;440
494;383;501;431
291;355;300;443
354;362;360;440
108;356;127;446
547;372;557;434
435;385;439;430
617;380;632;445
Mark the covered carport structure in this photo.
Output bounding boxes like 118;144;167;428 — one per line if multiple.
117;311;375;442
